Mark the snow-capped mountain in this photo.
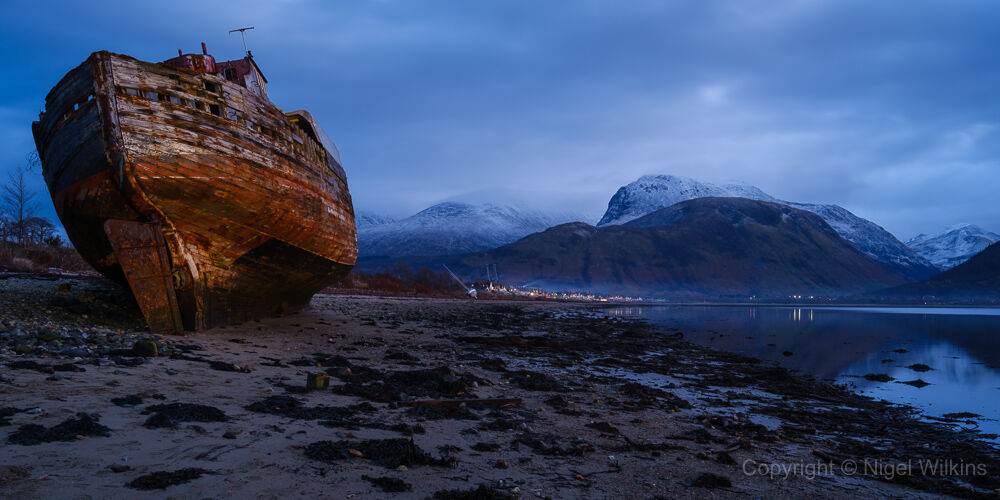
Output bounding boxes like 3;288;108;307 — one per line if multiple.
598;175;777;226
440;197;910;297
358;202;580;258
598;175;937;280
783;202;931;273
355;211;396;229
906;224;1000;270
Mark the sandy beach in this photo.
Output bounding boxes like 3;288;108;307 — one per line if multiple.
1;273;998;499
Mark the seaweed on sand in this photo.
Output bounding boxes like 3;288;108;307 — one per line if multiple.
8;413;109;445
126;468;213;490
331;365;482;402
431;483;516;499
0;407;23;427
504;370;566;392
362;475;412;492
245;395;375;421
141;403;228;429
514;433;595;456
304;438;455;468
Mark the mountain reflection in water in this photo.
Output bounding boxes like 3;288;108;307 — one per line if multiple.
606;305;1000;437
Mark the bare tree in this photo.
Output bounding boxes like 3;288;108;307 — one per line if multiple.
2;163;39;245
23;217;55;245
0;213;12;242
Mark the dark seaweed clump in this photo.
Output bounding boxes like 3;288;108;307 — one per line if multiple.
362;474;412;492
0;407;23;427
246;395;382;430
331;365;482;402
168;353;250;373
6;360;85;373
7;413;110;445
618;381;691;411
515;433;595;456
384;350;420;362
471;442;500;452
405;404;480;421
478;357;508;372
304;438;455;468
245;395;375;422
691;472;732;488
142;403;228;428
431;483;515;499
126;468;212;490
504;370;566;391
110;395;143;407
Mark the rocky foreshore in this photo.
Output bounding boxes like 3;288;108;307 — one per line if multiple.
1;272;998;499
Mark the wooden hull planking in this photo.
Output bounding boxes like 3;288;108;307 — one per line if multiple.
33;51;357;332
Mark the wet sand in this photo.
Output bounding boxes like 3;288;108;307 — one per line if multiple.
1;274;998;499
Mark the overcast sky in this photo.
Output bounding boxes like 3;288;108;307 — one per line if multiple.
2;0;999;239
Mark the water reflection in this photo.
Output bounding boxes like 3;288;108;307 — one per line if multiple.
607;305;1000;436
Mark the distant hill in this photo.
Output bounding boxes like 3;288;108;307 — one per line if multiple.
906;223;1000;270
421;197;910;298
355;211;397;230
598;174;937;280
873;241;1000;302
357;202;579;258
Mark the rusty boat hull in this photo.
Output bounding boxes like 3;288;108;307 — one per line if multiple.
32;50;357;332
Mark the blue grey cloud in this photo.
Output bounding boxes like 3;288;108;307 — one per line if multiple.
2;0;998;240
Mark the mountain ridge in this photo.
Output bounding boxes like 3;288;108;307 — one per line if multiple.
425;197;910;297
598;174;936;280
871;241;1000;303
905;223;1000;270
357;202;580;258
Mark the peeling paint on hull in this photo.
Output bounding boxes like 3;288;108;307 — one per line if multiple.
32;51;357;333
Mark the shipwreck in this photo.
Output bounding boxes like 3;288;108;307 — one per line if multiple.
32;44;357;332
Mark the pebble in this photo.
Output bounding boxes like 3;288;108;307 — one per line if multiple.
0;276;180;367
131;340;158;357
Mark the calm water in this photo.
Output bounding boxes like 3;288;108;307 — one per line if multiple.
606;305;1000;437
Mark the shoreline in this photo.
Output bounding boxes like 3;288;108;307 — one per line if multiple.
1;273;998;498
322;286;1000;310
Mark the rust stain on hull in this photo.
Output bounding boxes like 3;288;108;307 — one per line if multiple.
32;49;357;332
104;219;184;333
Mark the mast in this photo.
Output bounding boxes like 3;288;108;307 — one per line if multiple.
229;26;255;57
443;265;477;299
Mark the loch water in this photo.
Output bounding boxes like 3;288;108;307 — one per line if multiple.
606;305;1000;437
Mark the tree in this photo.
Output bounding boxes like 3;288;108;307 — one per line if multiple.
0;213;11;242
43;234;64;248
2;161;39;245
22;217;55;245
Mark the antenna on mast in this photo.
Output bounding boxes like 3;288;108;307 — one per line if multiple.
229;26;255;57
